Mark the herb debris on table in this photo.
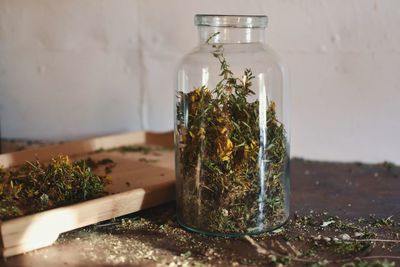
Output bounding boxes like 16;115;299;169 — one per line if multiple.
49;204;399;267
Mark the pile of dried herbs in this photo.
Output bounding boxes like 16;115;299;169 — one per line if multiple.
0;155;114;220
176;33;288;234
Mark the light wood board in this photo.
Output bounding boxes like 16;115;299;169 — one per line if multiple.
0;132;175;257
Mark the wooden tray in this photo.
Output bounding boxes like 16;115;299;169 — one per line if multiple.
0;132;175;257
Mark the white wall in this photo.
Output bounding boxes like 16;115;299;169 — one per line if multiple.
1;0;399;164
0;0;143;139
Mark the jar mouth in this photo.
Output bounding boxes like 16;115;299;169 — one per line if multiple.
195;14;268;28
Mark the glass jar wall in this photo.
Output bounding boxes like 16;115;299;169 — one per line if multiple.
175;14;290;236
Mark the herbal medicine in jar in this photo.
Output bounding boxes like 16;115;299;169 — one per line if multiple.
175;14;290;236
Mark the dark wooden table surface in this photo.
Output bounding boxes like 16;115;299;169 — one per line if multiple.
1;154;399;266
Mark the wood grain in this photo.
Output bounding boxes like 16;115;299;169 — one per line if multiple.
0;132;175;257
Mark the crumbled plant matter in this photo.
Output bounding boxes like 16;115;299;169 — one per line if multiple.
0;155;114;220
115;145;152;154
382;161;395;172
244;211;399;266
104;145;171;156
0;138;52;153
176;32;288;234
381;161;399;178
52;204;399;267
138;158;159;164
342;259;396;267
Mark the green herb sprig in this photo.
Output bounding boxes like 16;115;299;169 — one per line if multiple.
176;32;288;234
0;155;114;220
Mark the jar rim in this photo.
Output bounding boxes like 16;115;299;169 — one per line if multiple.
195;14;268;28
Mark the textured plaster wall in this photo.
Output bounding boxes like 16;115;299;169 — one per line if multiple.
0;0;399;164
0;0;142;139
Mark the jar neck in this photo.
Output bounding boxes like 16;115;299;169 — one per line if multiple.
198;26;266;44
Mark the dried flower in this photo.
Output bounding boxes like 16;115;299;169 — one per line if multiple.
0;155;114;220
176;33;288;234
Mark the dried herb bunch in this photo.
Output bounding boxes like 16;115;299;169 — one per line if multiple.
0;155;114;220
176;33;288;234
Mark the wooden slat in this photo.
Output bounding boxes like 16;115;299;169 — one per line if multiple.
2;181;175;257
0;132;175;257
146;132;174;148
0;132;146;168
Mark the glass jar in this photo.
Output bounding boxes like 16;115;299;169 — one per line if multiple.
175;14;290;236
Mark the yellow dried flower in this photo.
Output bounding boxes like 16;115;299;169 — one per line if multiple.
217;138;233;161
190;88;201;102
219;127;228;135
198;127;206;140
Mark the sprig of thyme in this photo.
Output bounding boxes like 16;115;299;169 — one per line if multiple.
176;32;288;234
